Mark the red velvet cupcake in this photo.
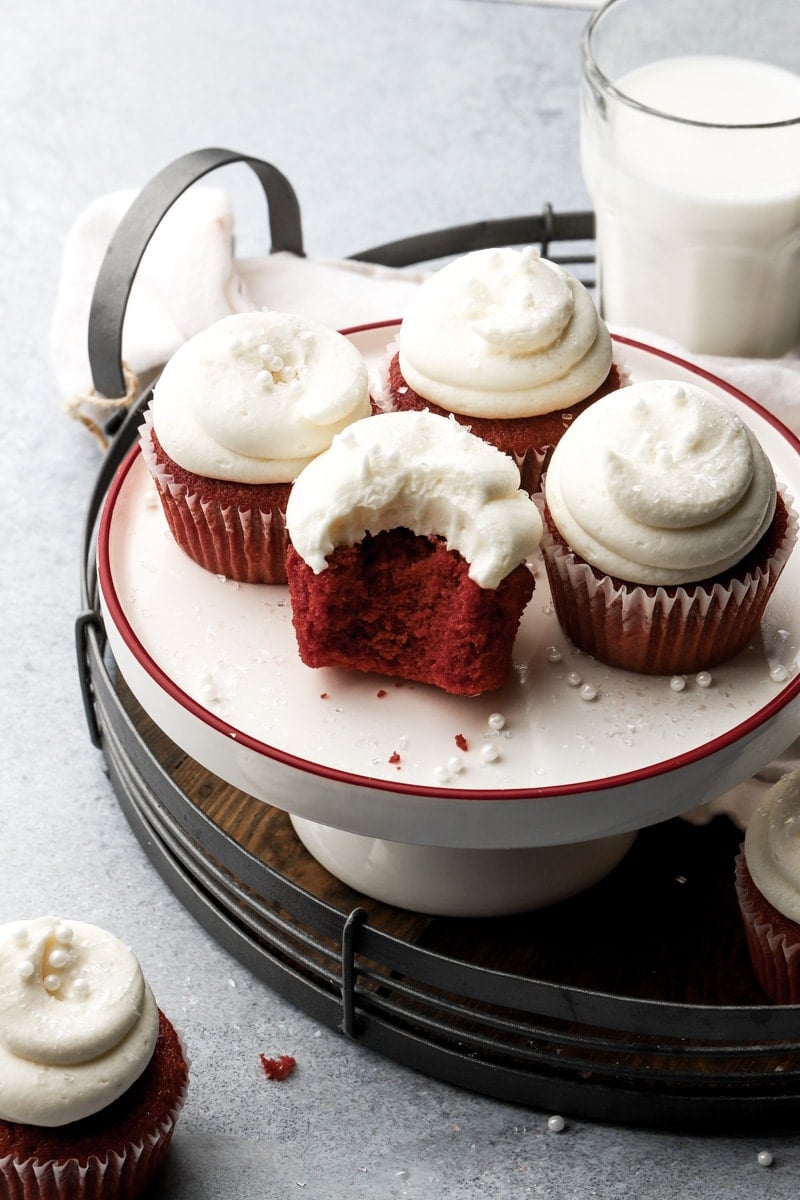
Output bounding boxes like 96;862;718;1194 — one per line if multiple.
735;769;800;1004
141;310;370;584
540;380;796;675
285;410;542;696
0;917;188;1200
378;246;620;494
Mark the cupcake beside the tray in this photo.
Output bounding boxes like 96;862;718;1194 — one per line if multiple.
141;310;370;584
540;379;796;675
0;915;188;1200
379;245;622;494
735;769;800;1004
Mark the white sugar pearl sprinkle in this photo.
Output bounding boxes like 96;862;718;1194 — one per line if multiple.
433;765;450;785
488;712;506;731
11;926;28;946
567;672;582;688
72;977;90;997
670;676;686;692
757;1150;773;1168
695;671;713;688
447;756;464;774
580;684;598;702
17;959;34;979
55;923;73;944
770;665;789;683
481;744;499;764
44;974;61;992
545;645;562;663
547;1115;566;1133
48;948;69;969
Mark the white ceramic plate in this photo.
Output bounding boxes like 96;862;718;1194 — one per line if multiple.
98;325;800;849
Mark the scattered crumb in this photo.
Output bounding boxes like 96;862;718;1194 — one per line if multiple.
388;751;401;765
455;733;468;752
377;689;388;698
320;693;329;700
260;1053;297;1080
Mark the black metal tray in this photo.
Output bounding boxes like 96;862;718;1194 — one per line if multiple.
76;148;800;1133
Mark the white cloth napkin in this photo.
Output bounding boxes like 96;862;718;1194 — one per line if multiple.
50;186;800;824
49;187;429;442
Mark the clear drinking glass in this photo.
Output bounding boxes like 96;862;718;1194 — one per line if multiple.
580;0;800;357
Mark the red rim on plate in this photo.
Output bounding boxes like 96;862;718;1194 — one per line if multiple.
96;328;800;811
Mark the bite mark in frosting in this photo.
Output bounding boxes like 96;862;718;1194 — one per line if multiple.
0;917;160;1126
397;247;612;418
151;310;370;484
545;381;777;585
286;409;543;590
745;769;800;925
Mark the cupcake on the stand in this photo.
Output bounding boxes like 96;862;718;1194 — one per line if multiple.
0;915;188;1200
540;379;795;675
735;769;800;1004
141;310;370;584
285;409;542;696
380;246;621;494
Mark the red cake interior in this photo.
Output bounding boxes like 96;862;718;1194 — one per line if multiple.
286;528;535;696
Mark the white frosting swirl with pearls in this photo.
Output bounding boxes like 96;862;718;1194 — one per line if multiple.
152;311;370;483
397;247;612;418
0;917;160;1126
286;409;542;589
544;381;777;585
745;769;800;924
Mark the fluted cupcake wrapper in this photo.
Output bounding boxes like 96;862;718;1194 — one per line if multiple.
734;853;800;1005
140;410;289;585
538;492;797;676
0;1077;188;1200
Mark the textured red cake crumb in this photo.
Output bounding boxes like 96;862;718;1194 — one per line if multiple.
260;1053;297;1081
388;751;401;764
286;529;535;696
455;733;469;752
376;689;388;698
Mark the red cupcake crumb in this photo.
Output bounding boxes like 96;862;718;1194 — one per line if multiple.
259;1054;296;1081
388;751;401;764
377;689;387;698
455;733;469;751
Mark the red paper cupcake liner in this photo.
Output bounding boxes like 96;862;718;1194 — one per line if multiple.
734;852;800;1005
538;492;796;676
140;410;290;585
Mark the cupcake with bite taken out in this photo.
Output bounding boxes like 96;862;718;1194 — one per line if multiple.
285;409;542;696
735;769;800;1004
380;246;622;494
141;309;370;584
0;915;188;1200
540;379;795;675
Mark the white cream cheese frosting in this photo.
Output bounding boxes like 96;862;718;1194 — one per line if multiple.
0;917;160;1126
544;380;777;585
745;769;800;924
151;310;370;484
286;409;542;590
397;247;612;418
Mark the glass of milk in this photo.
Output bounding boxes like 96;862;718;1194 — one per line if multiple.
581;0;800;357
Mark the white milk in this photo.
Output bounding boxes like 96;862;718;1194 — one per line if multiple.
581;56;800;356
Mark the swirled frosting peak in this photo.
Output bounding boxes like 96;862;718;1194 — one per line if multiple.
745;769;800;924
0;917;160;1126
397;247;612;418
545;381;777;585
286;409;542;589
152;310;370;484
